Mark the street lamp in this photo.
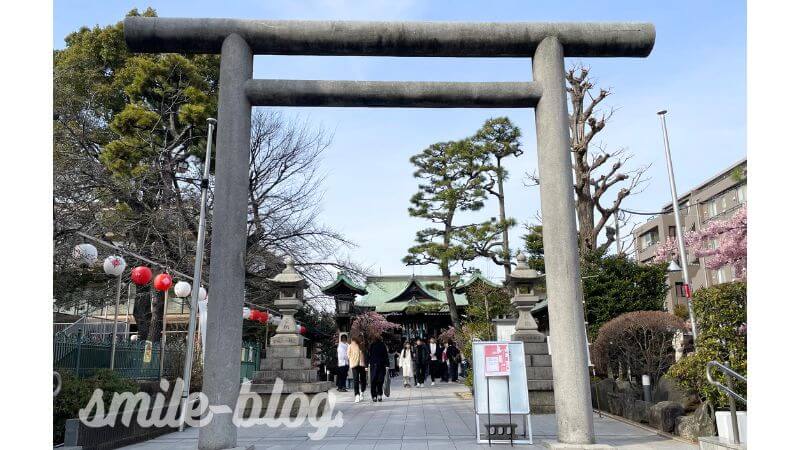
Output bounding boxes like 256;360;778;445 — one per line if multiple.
657;110;698;340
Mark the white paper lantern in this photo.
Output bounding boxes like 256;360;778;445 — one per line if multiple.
73;243;98;265
130;335;138;342
102;255;127;277
269;315;281;326
199;286;208;300
174;281;192;298
242;307;251;319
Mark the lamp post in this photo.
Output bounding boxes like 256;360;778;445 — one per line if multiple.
178;118;216;431
103;255;127;370
657;110;698;340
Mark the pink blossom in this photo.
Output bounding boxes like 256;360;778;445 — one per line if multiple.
350;311;401;344
653;207;747;279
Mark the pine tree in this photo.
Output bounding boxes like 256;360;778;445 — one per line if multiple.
403;139;504;328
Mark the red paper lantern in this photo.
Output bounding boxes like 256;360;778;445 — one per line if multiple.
154;273;173;292
131;266;153;286
300;326;307;335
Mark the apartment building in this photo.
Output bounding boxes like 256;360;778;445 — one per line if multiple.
632;158;746;312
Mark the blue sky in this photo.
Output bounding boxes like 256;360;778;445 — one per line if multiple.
54;1;746;282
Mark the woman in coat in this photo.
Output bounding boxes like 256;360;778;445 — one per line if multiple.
347;337;367;402
398;341;415;387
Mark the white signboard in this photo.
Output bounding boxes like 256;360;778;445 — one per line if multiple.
472;341;530;415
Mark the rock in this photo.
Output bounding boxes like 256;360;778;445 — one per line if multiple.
676;401;716;441
607;392;624;416
592;378;616;412
648;401;685;433
653;376;701;412
623;398;651;423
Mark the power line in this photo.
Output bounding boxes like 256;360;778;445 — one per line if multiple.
619;205;691;216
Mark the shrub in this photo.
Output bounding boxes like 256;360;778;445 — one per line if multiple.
581;252;669;339
672;303;690;321
591;311;685;382
667;282;746;409
53;369;139;444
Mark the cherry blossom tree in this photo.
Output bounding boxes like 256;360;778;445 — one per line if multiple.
654;207;747;279
349;311;401;345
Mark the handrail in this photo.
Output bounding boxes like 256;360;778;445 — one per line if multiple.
706;360;745;444
706;360;746;404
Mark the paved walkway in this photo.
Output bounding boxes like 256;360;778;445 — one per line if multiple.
119;378;697;449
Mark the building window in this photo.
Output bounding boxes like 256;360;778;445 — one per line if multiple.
716;268;729;283
706;201;718;219
675;282;687;298
668;226;676;238
737;185;747;204
639;228;659;248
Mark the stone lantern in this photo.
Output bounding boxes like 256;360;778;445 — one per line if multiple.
270;257;309;346
251;257;332;394
506;252;547;335
506;251;554;413
321;271;366;334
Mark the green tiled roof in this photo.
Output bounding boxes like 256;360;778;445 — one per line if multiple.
453;270;503;293
356;275;468;313
321;272;367;296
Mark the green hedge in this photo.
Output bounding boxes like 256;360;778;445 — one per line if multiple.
53;369;139;444
667;281;746;409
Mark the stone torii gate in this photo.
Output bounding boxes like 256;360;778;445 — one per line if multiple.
125;18;654;450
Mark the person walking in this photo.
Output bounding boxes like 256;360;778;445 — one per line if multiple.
336;334;350;392
428;336;442;385
399;341;415;387
442;340;461;382
348;337;367;403
414;337;430;387
368;336;390;402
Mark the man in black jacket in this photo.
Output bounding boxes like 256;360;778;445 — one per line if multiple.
368;336;390;401
413;337;430;387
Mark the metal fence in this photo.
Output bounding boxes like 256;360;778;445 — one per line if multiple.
53;334;261;382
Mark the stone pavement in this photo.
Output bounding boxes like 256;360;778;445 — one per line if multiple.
119;377;697;450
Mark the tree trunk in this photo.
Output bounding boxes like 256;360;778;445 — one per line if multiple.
441;266;461;329
147;289;166;343
133;284;152;340
441;221;461;329
496;156;512;277
576;184;596;257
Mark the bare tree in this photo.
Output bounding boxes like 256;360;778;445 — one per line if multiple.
527;65;649;256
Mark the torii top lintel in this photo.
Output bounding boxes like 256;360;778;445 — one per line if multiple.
124;17;655;58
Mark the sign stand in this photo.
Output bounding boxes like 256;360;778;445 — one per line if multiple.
472;341;533;445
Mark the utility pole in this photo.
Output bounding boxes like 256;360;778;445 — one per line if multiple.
657;110;698;340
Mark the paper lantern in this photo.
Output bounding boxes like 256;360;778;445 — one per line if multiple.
269;315;281;326
130;335;138;342
174;281;191;298
72;243;98;265
300;326;307;335
242;307;251;319
102;255;127;277
154;273;173;292
199;286;208;300
131;266;153;286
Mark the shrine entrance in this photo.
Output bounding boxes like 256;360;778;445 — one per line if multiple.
124;17;654;449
